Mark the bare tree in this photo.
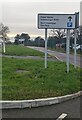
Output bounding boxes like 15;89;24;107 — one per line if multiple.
0;23;9;53
49;29;66;38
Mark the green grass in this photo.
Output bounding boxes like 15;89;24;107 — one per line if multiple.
3;44;45;56
2;57;81;100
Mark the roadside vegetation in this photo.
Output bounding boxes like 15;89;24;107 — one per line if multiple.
2;57;80;100
2;44;45;57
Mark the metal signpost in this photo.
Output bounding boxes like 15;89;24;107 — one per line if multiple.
45;28;47;68
74;29;77;68
66;29;70;73
74;12;79;69
38;13;79;72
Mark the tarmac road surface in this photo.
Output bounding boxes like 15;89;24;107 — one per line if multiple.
2;96;81;119
27;46;81;67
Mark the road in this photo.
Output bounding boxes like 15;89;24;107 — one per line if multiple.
2;96;81;118
2;54;57;61
27;46;81;67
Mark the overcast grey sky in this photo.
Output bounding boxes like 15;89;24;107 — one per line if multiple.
1;0;81;38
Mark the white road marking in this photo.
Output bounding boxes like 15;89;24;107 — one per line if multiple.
54;55;63;62
56;113;67;120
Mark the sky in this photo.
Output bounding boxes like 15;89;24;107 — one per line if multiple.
0;0;81;38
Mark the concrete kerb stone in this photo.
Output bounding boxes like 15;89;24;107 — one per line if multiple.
0;91;82;109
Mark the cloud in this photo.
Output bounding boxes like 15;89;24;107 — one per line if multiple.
2;1;80;37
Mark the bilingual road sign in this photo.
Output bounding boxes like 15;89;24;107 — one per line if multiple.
37;12;79;72
38;13;79;29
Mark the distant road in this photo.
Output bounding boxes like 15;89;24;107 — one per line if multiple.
27;46;81;67
2;96;81;118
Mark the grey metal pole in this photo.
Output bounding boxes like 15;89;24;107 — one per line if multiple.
74;29;77;68
66;29;70;73
45;28;47;68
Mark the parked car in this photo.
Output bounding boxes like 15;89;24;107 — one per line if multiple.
69;45;72;49
61;43;66;48
73;44;81;50
80;45;82;50
0;43;1;45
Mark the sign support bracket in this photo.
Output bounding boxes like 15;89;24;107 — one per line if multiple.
74;29;77;68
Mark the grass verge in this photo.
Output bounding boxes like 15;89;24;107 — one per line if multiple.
2;57;80;100
3;44;45;57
